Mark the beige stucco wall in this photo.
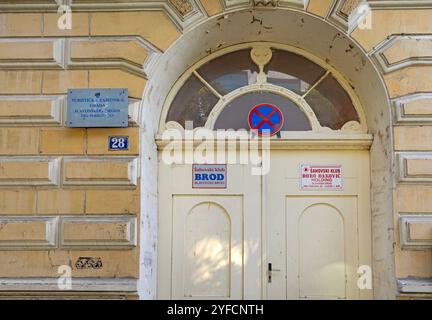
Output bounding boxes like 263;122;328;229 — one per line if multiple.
0;0;430;299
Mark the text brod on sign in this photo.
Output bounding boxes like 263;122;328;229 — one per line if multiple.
192;164;227;189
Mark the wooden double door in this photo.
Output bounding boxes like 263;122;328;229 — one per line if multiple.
158;150;372;300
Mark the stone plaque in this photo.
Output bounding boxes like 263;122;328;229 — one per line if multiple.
67;88;128;128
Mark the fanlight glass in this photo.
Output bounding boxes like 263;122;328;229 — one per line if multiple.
214;91;311;131
166;74;219;128
305;74;360;130
264;50;326;95
197;49;259;95
166;48;360;131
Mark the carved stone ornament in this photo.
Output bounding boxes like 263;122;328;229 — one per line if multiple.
340;0;361;17
253;0;279;6
169;0;194;16
250;46;273;84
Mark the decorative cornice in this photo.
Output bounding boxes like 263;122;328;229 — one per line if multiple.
156;134;374;150
1;1;432;37
0;1;207;31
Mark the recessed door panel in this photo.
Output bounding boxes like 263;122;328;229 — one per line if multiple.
288;197;358;300
298;203;346;299
172;196;243;299
185;202;231;297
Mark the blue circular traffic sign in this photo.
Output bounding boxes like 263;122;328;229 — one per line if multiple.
248;103;284;136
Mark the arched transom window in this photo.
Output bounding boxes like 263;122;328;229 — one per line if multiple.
161;44;366;135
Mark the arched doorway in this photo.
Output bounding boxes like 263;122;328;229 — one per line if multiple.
157;44;372;299
139;8;395;299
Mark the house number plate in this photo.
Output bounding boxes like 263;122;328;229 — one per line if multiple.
109;136;129;150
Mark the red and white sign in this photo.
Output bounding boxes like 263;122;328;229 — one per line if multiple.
300;165;343;190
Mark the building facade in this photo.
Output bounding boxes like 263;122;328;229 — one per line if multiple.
0;0;431;299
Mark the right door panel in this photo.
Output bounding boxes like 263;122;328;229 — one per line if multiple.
286;196;358;300
265;150;372;300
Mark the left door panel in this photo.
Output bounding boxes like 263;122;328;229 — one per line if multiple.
172;195;243;299
158;162;262;300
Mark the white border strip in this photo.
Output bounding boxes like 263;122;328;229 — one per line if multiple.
398;278;432;293
0;277;137;292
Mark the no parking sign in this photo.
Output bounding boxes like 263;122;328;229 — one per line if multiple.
248;103;284;136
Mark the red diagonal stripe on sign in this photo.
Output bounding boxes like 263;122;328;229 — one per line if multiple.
252;108;277;129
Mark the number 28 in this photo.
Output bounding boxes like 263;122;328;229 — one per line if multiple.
110;137;128;150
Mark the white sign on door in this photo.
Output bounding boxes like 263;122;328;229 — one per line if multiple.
300;164;343;190
192;164;227;189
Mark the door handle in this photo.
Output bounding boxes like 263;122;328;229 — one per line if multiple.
267;263;281;283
